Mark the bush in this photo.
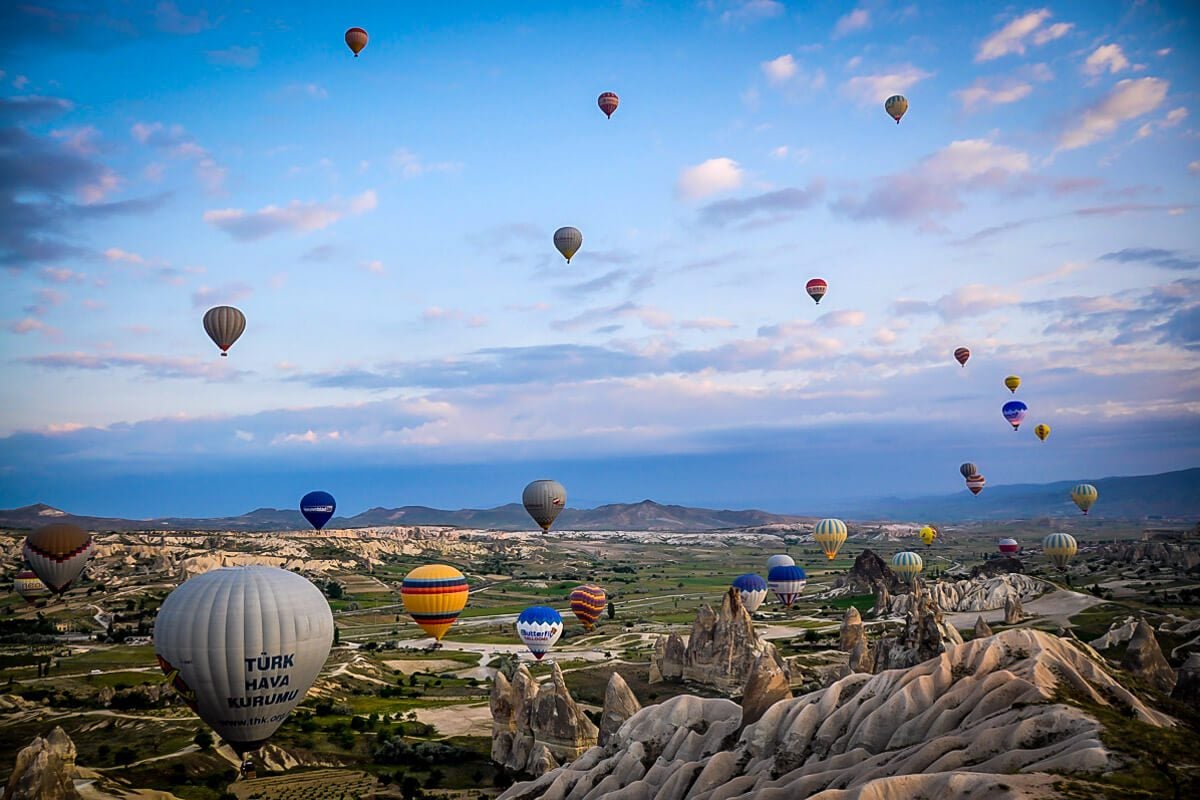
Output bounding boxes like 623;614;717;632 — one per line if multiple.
194;729;214;750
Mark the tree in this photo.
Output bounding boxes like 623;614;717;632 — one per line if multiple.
325;580;344;599
194;730;214;750
333;626;340;646
607;601;616;619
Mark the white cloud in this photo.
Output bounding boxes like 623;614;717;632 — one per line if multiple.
976;10;1072;62
13;75;29;89
935;284;1020;319
820;309;866;327
762;54;797;83
204;190;377;240
1058;77;1169;151
873;327;898;345
287;83;328;100
833;8;870;38
1136;106;1188;139
104;248;145;264
1083;44;1129;76
1190;161;1200;175
841;64;932;105
680;318;736;331
719;0;784;25
362;260;385;274
676;158;744;200
923;139;1030;180
955;79;1033;111
390;148;463;178
79;168;121;204
51;125;101;156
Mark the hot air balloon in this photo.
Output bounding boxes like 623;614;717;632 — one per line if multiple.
1034;424;1050;442
401;565;469;640
813;518;848;561
767;565;807;608
966;474;986;495
1042;533;1077;571
805;278;828;305
1004;375;1021;393
553;227;582;263
1002;400;1028;431
1071;484;1098;515
960;462;979;479
299;491;336;531
155;566;333;756
345;27;368;56
203;306;245;357
516;606;562;660
23;524;95;594
954;347;970;367
766;554;795;571
885;94;908;123
569;584;606;630
598;92;619;118
997;538;1020;555
13;570;50;603
890;551;923;583
918;525;937;547
523;479;567;532
731;573;768;613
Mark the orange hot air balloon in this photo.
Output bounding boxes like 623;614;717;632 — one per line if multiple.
569;584;607;630
598;92;619;119
401;565;469;640
345;27;368;57
954;347;970;367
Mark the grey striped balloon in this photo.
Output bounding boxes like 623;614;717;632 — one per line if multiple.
522;479;567;531
203;306;246;356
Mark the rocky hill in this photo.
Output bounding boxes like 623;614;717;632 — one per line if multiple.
499;628;1176;800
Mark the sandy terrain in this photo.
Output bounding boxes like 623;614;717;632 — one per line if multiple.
945;586;1104;629
414;701;494;738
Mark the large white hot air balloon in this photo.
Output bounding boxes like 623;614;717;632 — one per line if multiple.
766;554;794;571
522;479;567;532
553;227;582;263
155;566;333;755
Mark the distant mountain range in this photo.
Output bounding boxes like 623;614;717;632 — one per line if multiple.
2;468;1195;532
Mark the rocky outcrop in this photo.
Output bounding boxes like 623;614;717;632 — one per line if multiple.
871;582;891;618
598;672;640;747
490;663;598;776
3;726;79;800
973;615;993;638
1122;618;1177;694
1005;593;1025;625
833;549;897;595
650;588;782;694
848;637;872;674
1171;653;1200;705
740;653;792;727
1101;540;1200;571
498;629;1171;800
872;586;963;672
888;573;1042;616
1090;616;1138;650
969;556;1024;578
839;607;865;652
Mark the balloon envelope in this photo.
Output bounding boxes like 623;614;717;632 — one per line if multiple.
569;584;606;629
1034;424;1051;442
997;538;1020;555
1071;484;1098;515
731;573;768;613
890;551;923;582
813;518;848;560
23;524;94;594
885;94;908;123
1004;375;1021;393
402;565;469;640
954;347;970;367
14;570;50;603
598;92;619;118
203;306;246;356
766;554;795;570
299;491;336;531
517;606;563;660
767;565;807;607
959;462;979;479
523;479;567;531
345;27;368;56
554;227;582;263
918;526;937;547
1002;400;1028;430
966;474;986;495
805;278;828;304
1043;533;1078;570
155;566;333;755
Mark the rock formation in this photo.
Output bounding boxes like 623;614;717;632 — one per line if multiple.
3;726;79;800
871;581;891;618
490;662;598;776
1005;592;1025;625
832;548;897;595
872;589;963;672
847;637;872;674
498;629;1172;800
649;588;782;694
1171;652;1200;705
1122;618;1177;694
973;615;993;638
1090;616;1138;650
839;606;865;652
598;672;640;747
1101;540;1200;571
969;556;1024;578
888;573;1041;616
740;652;792;727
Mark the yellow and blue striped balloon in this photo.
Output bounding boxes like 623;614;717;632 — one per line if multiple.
1070;484;1098;515
1042;533;1078;571
890;551;923;582
813;518;848;560
401;564;469;641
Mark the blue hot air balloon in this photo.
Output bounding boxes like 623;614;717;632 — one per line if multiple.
299;491;336;531
1002;400;1028;431
731;573;768;613
516;606;563;660
767;565;807;608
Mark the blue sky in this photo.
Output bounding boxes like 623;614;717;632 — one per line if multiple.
1;1;1197;517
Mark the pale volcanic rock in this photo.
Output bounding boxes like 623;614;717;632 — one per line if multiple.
973;616;994;638
491;663;597;775
872;590;963;672
532;662;599;765
839;607;865;652
3;726;79;800
1121;618;1177;694
848;638;872;674
888;574;1042;616
833;549;897;595
1102;540;1200;571
1090;616;1138;650
599;672;641;747
499;629;1172;800
740;652;793;727
1005;593;1025;625
1171;653;1200;705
